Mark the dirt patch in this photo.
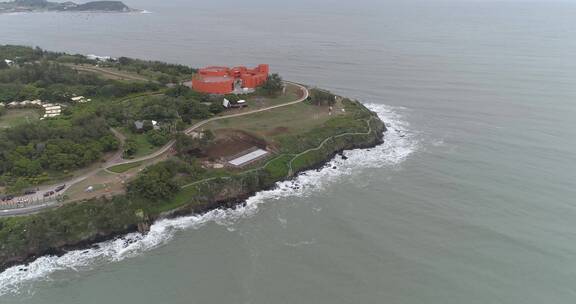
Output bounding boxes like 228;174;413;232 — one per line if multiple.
265;126;290;136
204;129;268;159
296;86;305;99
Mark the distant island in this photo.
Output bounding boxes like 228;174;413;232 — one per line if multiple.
0;0;138;14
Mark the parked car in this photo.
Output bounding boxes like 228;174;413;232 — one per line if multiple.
24;190;37;195
43;192;51;197
55;185;66;192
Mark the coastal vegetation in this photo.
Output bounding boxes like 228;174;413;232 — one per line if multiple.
0;99;385;269
0;45;205;190
0;108;41;128
0;0;137;14
0;45;386;270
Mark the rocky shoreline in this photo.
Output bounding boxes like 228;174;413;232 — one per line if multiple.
0;108;386;272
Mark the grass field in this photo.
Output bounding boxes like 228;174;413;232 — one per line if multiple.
245;83;302;108
108;161;144;173
69;64;153;82
0;108;41;128
120;128;159;158
205;100;346;141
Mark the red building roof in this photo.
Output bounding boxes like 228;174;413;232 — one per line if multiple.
192;64;269;94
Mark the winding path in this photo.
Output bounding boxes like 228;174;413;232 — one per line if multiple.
104;81;309;169
179;116;375;190
0;82;309;216
68;64;152;82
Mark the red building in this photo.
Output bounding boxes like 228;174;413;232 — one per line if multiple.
192;64;269;94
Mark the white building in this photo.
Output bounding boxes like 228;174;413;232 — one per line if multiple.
71;96;91;103
42;103;62;119
87;54;113;62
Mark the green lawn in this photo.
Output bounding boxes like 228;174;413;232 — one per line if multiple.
108;161;144;173
205;101;344;141
0;108;41;128
69;64;156;82
120;128;158;158
245;83;302;108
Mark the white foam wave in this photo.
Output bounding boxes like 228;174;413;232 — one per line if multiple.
0;103;418;296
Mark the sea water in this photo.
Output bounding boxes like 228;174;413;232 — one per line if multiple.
0;0;575;303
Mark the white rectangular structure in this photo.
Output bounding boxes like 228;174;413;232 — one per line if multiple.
229;149;269;167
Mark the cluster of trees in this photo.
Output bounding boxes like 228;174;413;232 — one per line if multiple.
122;129;170;159
260;73;284;96
118;93;221;157
0;45;195;79
127;159;205;201
137;88;223;123
127;94;215;125
167;85;224;115
308;88;336;106
0;61;162;103
127;161;180;201
0;45;94;67
174;131;215;162
0;45;218;191
112;57;196;84
0;45;45;65
0;61;102;85
0;60;9;70
0;113;118;186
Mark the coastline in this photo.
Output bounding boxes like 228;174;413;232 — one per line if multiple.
0;107;386;271
0;10;143;15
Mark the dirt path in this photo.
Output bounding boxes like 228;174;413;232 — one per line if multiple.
68;64;153;82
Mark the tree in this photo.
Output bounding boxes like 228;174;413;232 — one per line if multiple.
260;73;283;96
146;130;169;146
309;88;336;106
118;57;131;65
209;102;224;114
202;130;215;144
157;74;171;85
224;94;240;103
178;101;210;123
0;59;8;70
127;163;179;201
6;178;32;195
142;120;154;132
17;84;40;100
175;133;201;160
165;85;191;98
123;139;138;158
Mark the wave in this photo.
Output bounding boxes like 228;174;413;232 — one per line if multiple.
0;103;418;297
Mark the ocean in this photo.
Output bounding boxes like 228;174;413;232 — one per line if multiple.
1;0;576;303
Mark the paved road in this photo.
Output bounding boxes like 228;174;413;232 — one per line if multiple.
0;82;309;216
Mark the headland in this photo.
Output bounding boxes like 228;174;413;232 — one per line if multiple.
0;45;386;270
